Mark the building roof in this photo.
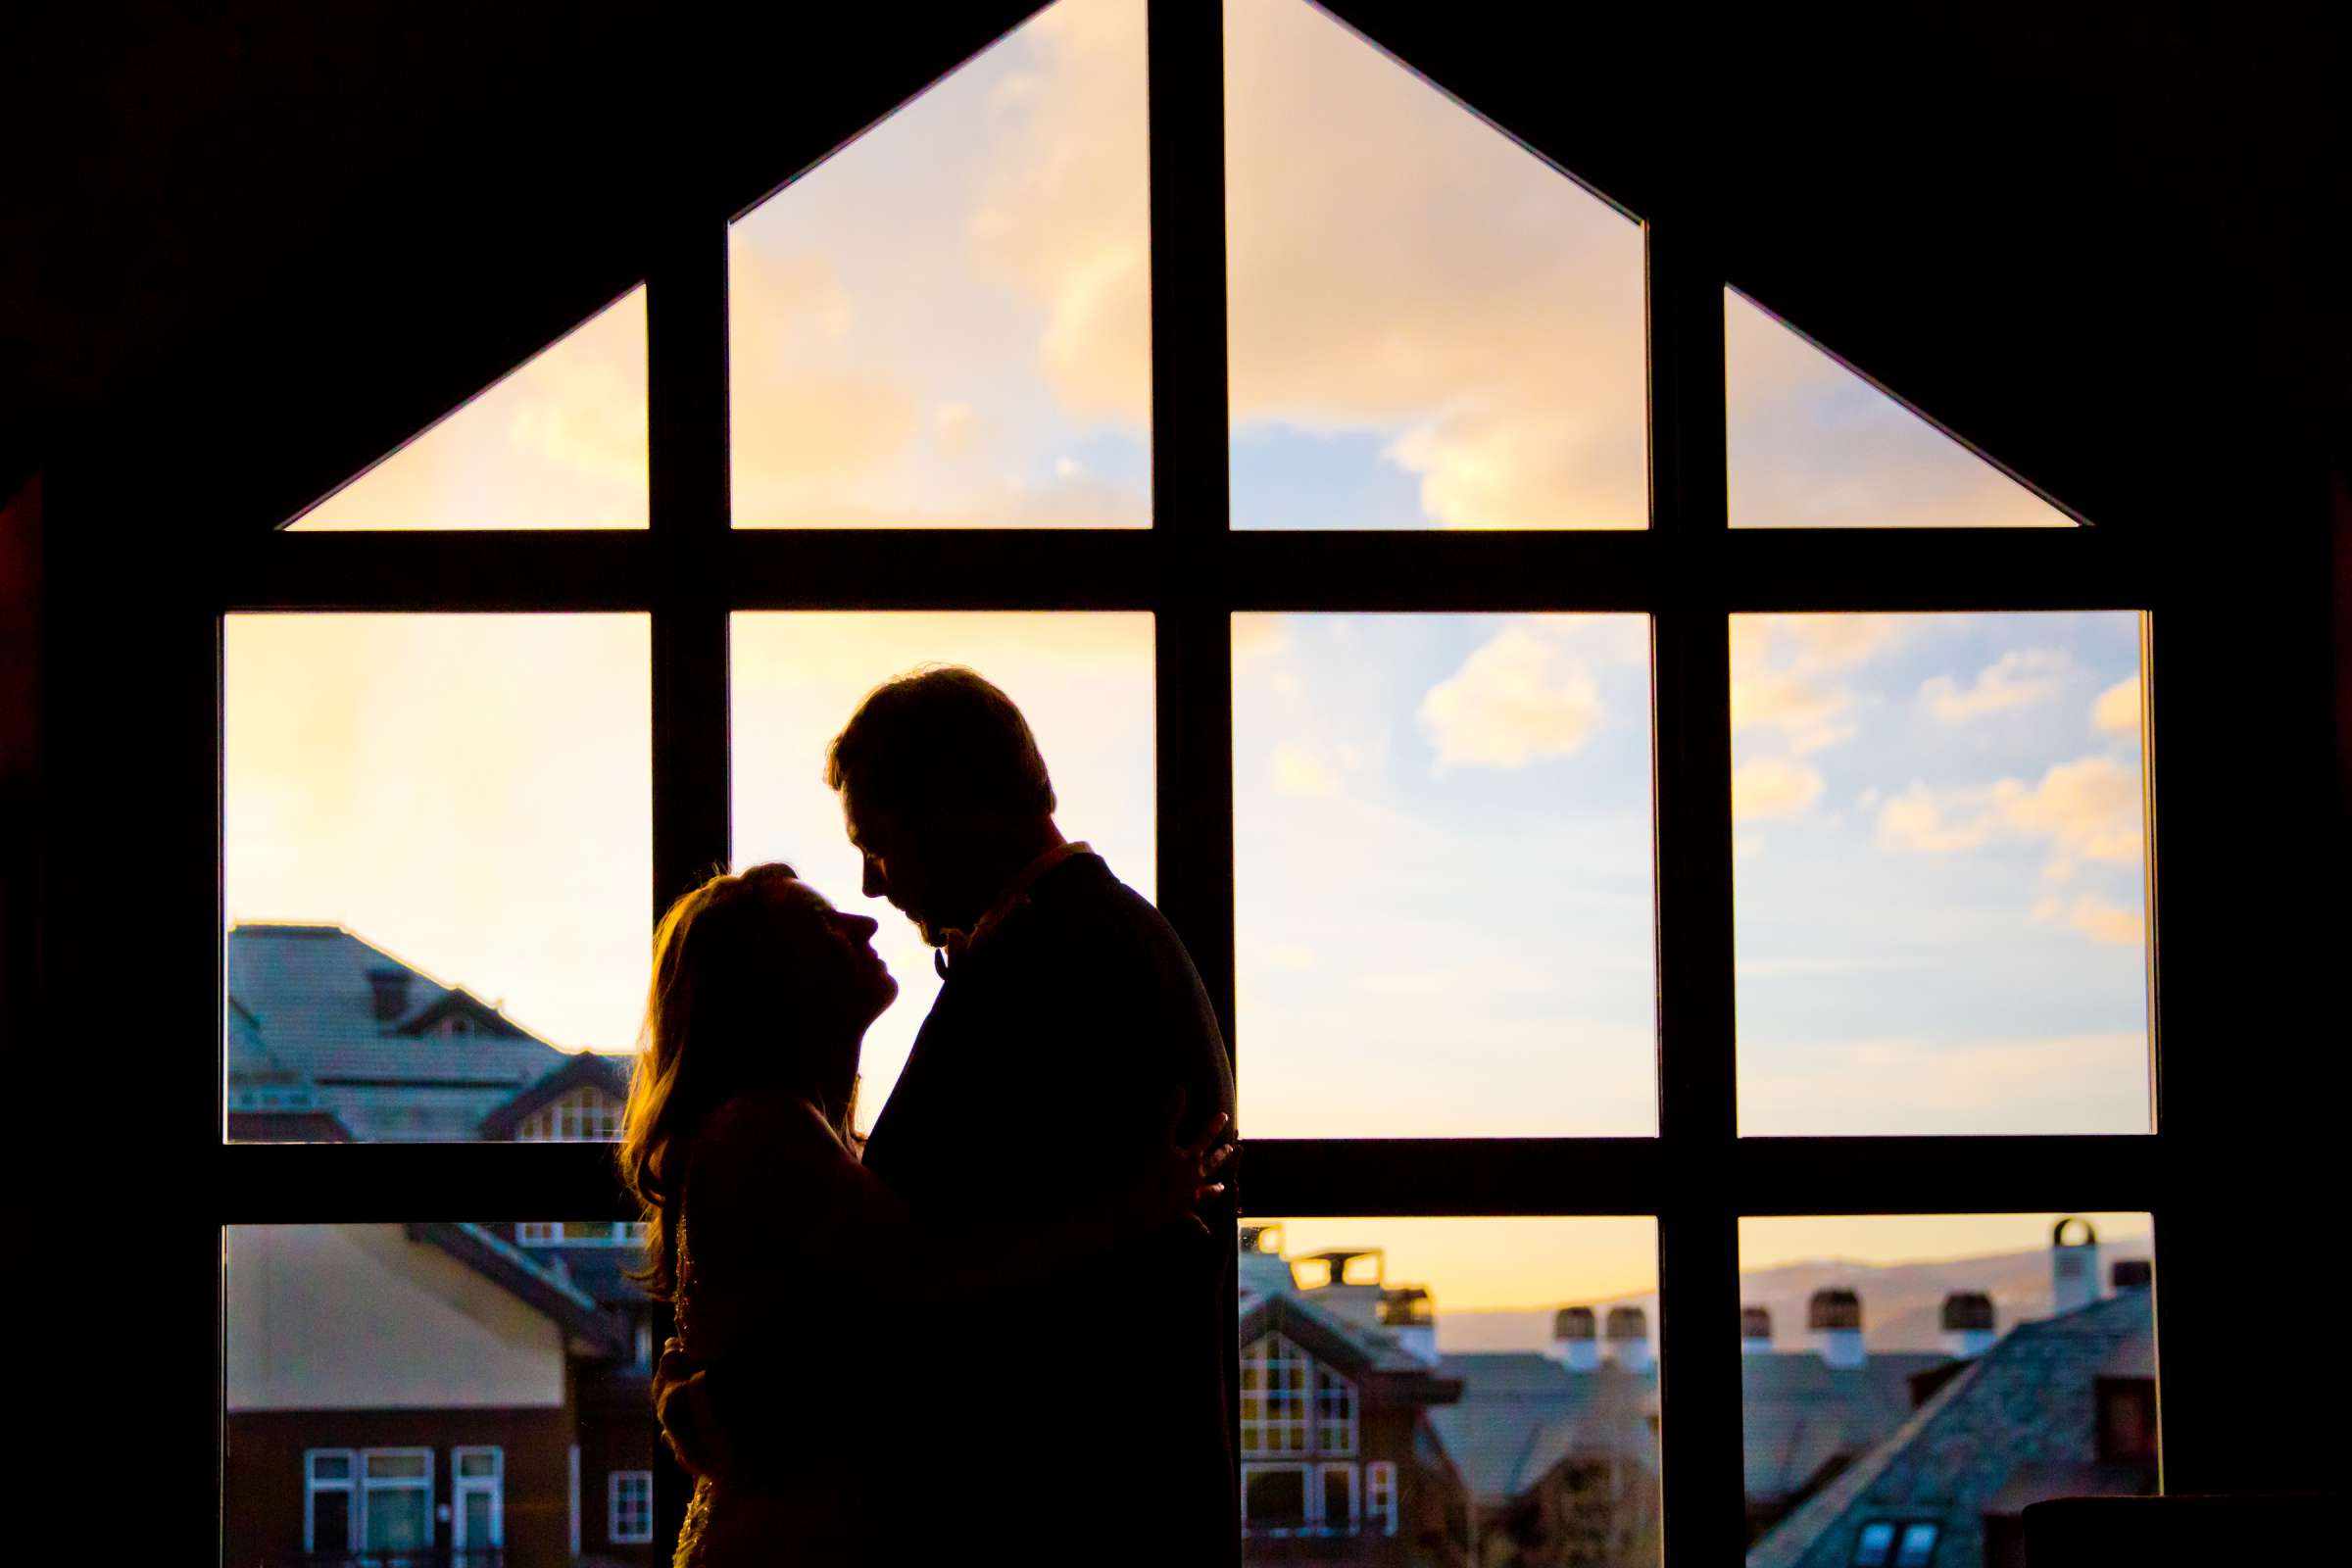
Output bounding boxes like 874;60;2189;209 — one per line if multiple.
1747;1290;2158;1568
1430;1353;1659;1504
475;1048;631;1140
227;922;584;1141
1740;1349;1951;1502
407;1220;632;1359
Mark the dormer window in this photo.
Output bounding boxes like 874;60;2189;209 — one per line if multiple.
515;1086;622;1142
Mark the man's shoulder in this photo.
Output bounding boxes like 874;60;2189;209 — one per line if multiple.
1023;853;1178;945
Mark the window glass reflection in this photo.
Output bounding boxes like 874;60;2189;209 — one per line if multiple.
1739;1214;2157;1560
1731;612;2152;1135
1240;1217;1661;1563
1236;613;1656;1136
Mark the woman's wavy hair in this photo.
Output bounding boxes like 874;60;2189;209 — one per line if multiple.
617;861;848;1299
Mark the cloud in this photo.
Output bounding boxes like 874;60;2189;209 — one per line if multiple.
1733;758;1825;821
1272;745;1341;798
1920;648;2069;721
1876;781;1998;853
1731;614;1908;755
2034;891;2144;946
1876;756;2142;874
2092;675;2141;736
1418;626;1602;769
1993;757;2142;875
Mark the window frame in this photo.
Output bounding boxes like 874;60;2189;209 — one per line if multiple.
194;5;2185;1566
359;1446;435;1553
451;1446;504;1552
610;1469;656;1545
303;1448;358;1554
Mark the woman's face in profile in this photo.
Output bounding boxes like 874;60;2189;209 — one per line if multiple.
767;878;898;1036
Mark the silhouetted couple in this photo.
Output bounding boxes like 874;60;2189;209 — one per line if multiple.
617;666;1239;1566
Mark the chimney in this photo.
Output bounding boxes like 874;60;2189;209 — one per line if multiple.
1808;1287;1866;1368
2051;1216;2100;1315
1603;1305;1653;1373
1298;1250;1386;1330
1939;1292;1997;1358
1237;1226;1296;1297
1379;1286;1441;1365
1544;1305;1600;1372
1740;1305;1775;1355
2111;1258;2152;1291
366;965;412;1023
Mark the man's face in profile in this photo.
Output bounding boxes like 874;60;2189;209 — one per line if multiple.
842;790;949;948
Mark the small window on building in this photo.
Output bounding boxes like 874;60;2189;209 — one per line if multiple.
305;1449;357;1553
1242;1335;1313;1455
1320;1462;1360;1536
453;1446;503;1550
517;1221;561;1246
362;1448;433;1552
1367;1460;1398;1538
2097;1376;2159;1463
519;1087;623;1142
1314;1365;1359;1456
1894;1521;1941;1567
1854;1521;1897;1567
611;1470;655;1544
1242;1464;1311;1535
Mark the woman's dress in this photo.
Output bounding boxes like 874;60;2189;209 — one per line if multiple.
667;1101;877;1567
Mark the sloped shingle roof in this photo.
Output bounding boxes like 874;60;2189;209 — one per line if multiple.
228;923;583;1141
1747;1290;2157;1568
1431;1353;1659;1504
1740;1349;1950;1501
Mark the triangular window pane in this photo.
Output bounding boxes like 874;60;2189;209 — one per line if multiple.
729;0;1151;529
290;287;649;530
1725;287;2076;527
1225;0;1647;530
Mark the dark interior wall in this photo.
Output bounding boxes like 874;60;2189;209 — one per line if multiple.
10;0;2343;1554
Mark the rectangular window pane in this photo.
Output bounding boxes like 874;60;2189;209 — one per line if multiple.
1226;0;1646;529
1731;612;2152;1135
222;614;650;1143
730;612;1154;1133
1235;614;1655;1135
1241;1218;1661;1565
729;0;1150;528
1740;1214;2157;1558
311;1489;351;1552
228;1224;657;1563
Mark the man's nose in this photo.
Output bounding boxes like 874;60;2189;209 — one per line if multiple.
846;913;879;941
860;858;886;899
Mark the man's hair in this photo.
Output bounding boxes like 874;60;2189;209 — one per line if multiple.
825;665;1056;824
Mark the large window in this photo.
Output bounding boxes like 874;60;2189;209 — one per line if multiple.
208;1;2179;1561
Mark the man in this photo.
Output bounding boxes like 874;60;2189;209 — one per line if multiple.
664;665;1238;1561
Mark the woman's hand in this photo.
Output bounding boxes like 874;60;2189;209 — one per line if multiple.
1134;1095;1236;1238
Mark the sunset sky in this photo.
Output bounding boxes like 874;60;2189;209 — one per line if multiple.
237;0;2146;1307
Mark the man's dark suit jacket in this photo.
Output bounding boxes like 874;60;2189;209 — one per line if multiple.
860;850;1237;1560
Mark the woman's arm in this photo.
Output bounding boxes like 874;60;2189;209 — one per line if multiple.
691;1090;1231;1313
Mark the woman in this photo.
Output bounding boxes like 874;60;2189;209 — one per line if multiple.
615;862;1230;1567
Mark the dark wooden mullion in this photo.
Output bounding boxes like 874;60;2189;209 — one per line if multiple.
1644;214;1747;1568
213;1134;2169;1223
1146;6;1243;1560
1146;0;1238;1052
644;210;732;1560
646;215;735;906
220;523;2147;614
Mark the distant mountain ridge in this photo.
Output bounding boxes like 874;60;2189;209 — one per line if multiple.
1431;1239;2158;1354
